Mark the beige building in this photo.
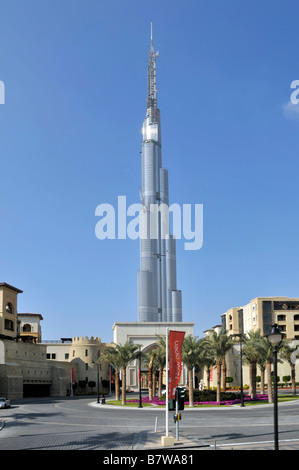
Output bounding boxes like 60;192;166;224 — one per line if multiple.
0;283;23;340
0;339;70;399
18;313;43;343
222;296;299;339
44;336;114;393
204;297;299;390
0;281;113;400
112;321;195;391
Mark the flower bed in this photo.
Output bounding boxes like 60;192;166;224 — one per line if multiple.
127;394;269;406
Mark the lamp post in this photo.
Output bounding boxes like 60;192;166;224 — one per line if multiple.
92;360;100;403
232;333;245;407
265;323;283;451
138;347;143;408
97;362;100;404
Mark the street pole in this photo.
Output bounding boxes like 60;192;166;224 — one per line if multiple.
265;323;283;451
97;363;100;404
240;337;245;407
273;345;279;451
166;327;169;437
138;348;143;408
175;388;179;441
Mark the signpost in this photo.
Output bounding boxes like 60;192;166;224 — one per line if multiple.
162;329;185;446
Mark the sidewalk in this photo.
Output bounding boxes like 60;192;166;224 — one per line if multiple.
138;430;212;450
137;430;299;451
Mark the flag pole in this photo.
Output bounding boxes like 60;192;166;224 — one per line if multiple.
166;327;169;437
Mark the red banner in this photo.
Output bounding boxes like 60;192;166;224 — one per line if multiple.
168;330;185;399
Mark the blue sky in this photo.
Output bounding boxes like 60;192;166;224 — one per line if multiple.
0;0;299;343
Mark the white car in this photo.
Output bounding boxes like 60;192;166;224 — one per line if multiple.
0;398;10;409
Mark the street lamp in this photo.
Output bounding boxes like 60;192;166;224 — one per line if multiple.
265;323;283;451
92;360;100;404
232;333;245;407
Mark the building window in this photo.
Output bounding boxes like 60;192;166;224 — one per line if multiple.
85;363;88;370
4;319;14;331
274;301;299;310
5;303;13;314
294;315;299;321
23;324;32;332
51;353;56;359
47;353;50;359
294;325;299;332
85;349;88;356
65;353;69;359
277;315;286;321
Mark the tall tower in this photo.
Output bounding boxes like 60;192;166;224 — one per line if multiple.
137;26;182;323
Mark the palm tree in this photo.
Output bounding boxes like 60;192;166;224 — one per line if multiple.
200;353;215;391
242;330;264;400
258;336;273;401
153;347;166;397
101;346;122;401
148;349;157;400
117;342;140;405
142;348;158;400
203;331;233;403
280;341;299;396
257;353;266;395
181;335;202;407
156;334;167;395
102;342;139;405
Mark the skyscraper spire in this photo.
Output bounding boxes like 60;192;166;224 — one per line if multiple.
150;22;153;50
137;26;182;323
147;23;159;119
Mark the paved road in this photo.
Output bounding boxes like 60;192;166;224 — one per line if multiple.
0;396;299;452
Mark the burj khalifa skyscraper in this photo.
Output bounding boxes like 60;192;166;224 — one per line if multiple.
137;26;182;323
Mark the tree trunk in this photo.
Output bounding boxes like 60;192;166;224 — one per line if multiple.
251;362;257;400
260;367;265;394
266;361;273;404
188;368;194;407
148;358;153;401
158;367;163;397
115;370;120;401
291;364;296;396
249;363;253;398
222;357;226;391
206;368;211;390
152;371;156;397
121;366;126;405
216;361;221;403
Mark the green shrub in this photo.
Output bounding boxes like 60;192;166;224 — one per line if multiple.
185;389;241;402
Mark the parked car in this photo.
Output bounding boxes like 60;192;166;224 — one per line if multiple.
0;398;10;409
